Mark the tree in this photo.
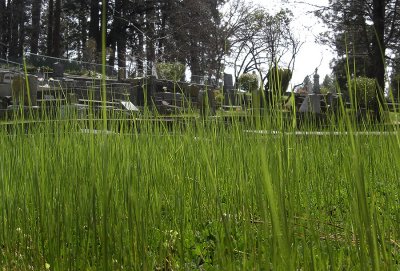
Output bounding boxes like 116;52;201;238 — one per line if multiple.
145;0;156;75
390;56;400;101
8;0;26;60
302;75;313;94
30;0;42;55
228;4;300;88
89;0;100;53
0;0;6;58
321;74;336;94
317;0;400;120
238;72;259;92
52;0;62;57
47;0;54;56
63;0;89;60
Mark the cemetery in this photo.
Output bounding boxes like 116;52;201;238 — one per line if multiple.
1;61;399;131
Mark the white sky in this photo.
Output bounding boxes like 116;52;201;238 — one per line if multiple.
249;0;334;86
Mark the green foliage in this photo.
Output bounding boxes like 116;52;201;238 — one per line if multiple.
266;67;292;94
156;62;186;82
238;73;259;92
322;74;336;93
25;66;37;74
390;74;400;100
213;89;224;107
350;77;378;108
1;103;400;270
1;113;400;270
319;86;330;94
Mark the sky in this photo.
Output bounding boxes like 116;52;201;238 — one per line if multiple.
250;0;334;86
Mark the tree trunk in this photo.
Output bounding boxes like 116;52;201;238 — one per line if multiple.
371;0;386;121
52;0;62;57
30;0;41;54
9;0;23;60
137;24;144;76
0;0;4;58
115;0;127;80
89;0;100;53
8;1;17;59
107;30;116;67
47;0;54;56
145;1;155;75
17;0;25;58
2;0;11;58
78;0;88;60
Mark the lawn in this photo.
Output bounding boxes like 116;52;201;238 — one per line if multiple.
0;114;399;270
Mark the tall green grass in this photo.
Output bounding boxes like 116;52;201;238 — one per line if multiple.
0;107;399;270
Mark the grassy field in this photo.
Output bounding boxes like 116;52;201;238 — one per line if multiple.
0;112;399;270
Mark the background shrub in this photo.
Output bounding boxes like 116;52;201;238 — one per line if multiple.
266;67;292;95
156;62;186;82
390;74;400;101
238;73;259;92
350;77;378;108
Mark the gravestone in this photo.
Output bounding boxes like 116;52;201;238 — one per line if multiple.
299;94;321;113
53;62;64;78
11;74;38;106
223;73;234;104
223;73;234;91
0;81;12;97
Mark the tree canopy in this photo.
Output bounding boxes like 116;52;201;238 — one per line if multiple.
0;0;299;86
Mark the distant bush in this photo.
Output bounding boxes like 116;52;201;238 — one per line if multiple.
266;67;292;95
156;62;185;82
238;73;259;92
350;77;378;108
390;74;400;101
213;89;224;107
320;86;330;94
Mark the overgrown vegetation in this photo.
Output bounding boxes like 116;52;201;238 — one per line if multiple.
350;76;378;109
266;66;292;94
156;62;186;82
0;104;399;270
238;73;259;92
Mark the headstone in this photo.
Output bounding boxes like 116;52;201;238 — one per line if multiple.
299;94;321;113
0;72;6;83
0;83;11;97
11;74;38;106
223;73;234;104
53;62;64;78
223;73;234;89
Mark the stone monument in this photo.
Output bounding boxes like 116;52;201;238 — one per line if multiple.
11;74;38;106
312;68;320;94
